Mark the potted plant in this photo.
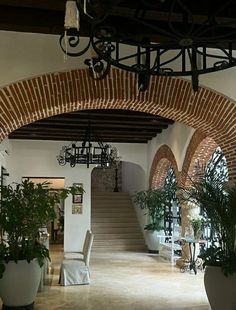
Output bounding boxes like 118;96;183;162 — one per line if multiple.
182;172;236;310
187;213;204;240
133;188;167;253
0;180;83;309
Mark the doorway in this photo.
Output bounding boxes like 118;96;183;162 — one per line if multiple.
22;176;65;245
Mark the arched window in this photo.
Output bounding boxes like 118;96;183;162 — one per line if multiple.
201;147;228;248
163;167;181;236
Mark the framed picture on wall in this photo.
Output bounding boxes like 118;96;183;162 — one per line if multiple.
72;204;83;214
72;193;83;204
72;183;84;214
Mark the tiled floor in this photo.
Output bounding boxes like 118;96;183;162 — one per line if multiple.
33;245;210;310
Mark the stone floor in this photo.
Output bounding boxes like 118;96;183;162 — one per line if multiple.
32;245;210;310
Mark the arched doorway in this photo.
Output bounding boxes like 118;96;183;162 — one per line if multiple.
1;69;236;178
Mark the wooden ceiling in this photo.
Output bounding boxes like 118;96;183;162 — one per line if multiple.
8;110;174;143
0;1;235;40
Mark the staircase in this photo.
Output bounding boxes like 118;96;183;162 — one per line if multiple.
91;192;147;252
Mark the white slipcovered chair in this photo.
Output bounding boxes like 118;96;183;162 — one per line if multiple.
64;229;91;265
59;230;94;286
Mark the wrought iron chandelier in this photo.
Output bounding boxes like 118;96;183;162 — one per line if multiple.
60;0;236;92
57;121;120;168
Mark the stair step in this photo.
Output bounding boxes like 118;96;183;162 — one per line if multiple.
92;247;146;252
94;233;143;240
92;222;139;228
91;191;146;252
93;239;145;245
92;212;136;218
92;217;138;223
92;227;141;233
92;208;134;213
92;204;133;208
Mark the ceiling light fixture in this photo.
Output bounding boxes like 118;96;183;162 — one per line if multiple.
60;1;236;92
57;121;120;168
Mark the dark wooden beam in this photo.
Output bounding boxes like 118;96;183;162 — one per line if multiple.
10;130;157;138
23;122;168;130
0;0;66;11
8;134;149;143
0;5;64;35
9;110;173;143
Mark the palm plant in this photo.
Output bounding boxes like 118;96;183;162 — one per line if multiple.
181;171;236;275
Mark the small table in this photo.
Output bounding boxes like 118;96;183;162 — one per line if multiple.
180;237;206;274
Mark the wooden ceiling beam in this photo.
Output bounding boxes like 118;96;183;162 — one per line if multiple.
9;135;148;143
57;111;174;122
0;5;64;34
9;133;156;143
40;119;172;127
9;110;173;143
0;0;66;11
9;130;157;139
20;122;168;132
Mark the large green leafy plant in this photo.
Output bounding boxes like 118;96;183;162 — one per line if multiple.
133;188;167;231
0;180;83;278
182;173;236;276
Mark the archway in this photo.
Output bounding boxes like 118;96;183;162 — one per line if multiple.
149;145;179;188
181;130;218;187
1;68;236;178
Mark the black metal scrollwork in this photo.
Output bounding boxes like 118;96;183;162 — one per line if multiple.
60;0;236;92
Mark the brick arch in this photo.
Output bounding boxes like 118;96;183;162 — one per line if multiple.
1;68;236;178
149;145;179;188
181;130;218;187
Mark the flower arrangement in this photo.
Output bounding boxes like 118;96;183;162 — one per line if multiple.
187;214;204;239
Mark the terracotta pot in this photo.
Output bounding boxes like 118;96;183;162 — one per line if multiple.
204;265;236;310
0;259;41;308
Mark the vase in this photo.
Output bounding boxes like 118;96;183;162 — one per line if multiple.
145;230;165;253
0;259;42;308
204;265;236;310
194;229;202;240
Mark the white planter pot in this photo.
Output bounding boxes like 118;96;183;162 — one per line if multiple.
146;230;165;253
0;259;42;308
204;265;236;310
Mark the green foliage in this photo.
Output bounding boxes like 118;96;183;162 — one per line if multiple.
181;170;236;275
0;180;83;278
199;246;236;276
133;188;167;231
187;214;204;237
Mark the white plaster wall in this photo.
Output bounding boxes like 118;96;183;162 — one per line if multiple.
116;143;147;173
5;139;92;252
0;138;10;169
147;122;195;175
122;162;146;195
121;161;148;244
0;31;236;104
4;139;147;251
0;31;89;87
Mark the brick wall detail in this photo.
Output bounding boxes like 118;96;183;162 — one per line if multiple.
149;131;219;190
149;144;180;188
1;68;236;178
181;130;218;186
